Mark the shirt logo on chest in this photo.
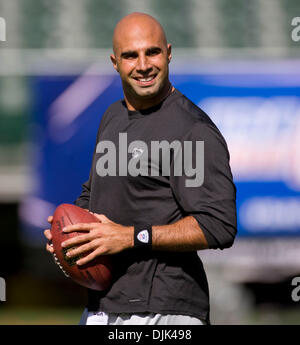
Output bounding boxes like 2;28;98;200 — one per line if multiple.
132;147;144;159
95;132;204;187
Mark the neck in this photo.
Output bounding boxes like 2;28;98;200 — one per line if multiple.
124;82;174;111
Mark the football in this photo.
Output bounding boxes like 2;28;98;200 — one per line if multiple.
50;203;113;291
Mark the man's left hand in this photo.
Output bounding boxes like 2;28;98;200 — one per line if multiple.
61;214;134;266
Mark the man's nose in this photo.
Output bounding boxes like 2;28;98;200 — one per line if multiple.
136;55;152;74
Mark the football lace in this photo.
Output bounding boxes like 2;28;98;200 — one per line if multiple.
52;251;70;278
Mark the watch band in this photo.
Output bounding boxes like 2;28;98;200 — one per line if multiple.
134;224;152;249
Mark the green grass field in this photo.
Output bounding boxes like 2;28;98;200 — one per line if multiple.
1;269;300;325
0;307;82;325
1;306;300;325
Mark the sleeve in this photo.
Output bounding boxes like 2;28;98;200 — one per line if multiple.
74;141;96;209
170;122;237;250
74;173;92;209
74;110;109;209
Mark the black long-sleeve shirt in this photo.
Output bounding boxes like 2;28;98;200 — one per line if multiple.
75;89;237;323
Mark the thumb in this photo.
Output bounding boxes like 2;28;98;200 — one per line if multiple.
91;213;110;223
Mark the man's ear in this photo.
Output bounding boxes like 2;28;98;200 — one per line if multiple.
167;44;172;64
110;54;119;72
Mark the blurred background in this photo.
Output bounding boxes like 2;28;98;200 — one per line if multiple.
1;0;300;325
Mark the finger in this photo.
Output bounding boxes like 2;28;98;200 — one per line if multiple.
76;248;104;266
44;229;52;240
48;216;53;224
61;233;91;248
66;240;98;258
46;242;54;253
62;222;97;233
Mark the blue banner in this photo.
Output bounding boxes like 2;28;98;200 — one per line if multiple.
20;67;300;246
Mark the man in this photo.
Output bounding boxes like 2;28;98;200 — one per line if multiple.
44;12;237;325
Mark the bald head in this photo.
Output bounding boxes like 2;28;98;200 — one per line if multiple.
113;12;168;55
110;12;172;111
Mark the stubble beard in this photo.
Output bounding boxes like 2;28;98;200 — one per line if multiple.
124;72;170;108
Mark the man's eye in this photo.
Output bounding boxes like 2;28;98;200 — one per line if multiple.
148;49;161;56
123;54;137;59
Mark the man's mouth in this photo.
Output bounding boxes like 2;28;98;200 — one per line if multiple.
132;74;157;86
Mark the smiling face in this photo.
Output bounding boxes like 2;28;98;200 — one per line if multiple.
110;13;172;111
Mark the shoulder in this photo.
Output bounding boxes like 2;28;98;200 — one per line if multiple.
102;99;125;121
171;90;216;127
172;90;226;144
96;99;125;134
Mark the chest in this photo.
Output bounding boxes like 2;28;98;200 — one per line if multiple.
96;114;187;179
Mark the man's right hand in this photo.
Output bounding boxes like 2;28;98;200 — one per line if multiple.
44;216;54;254
44;209;90;254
